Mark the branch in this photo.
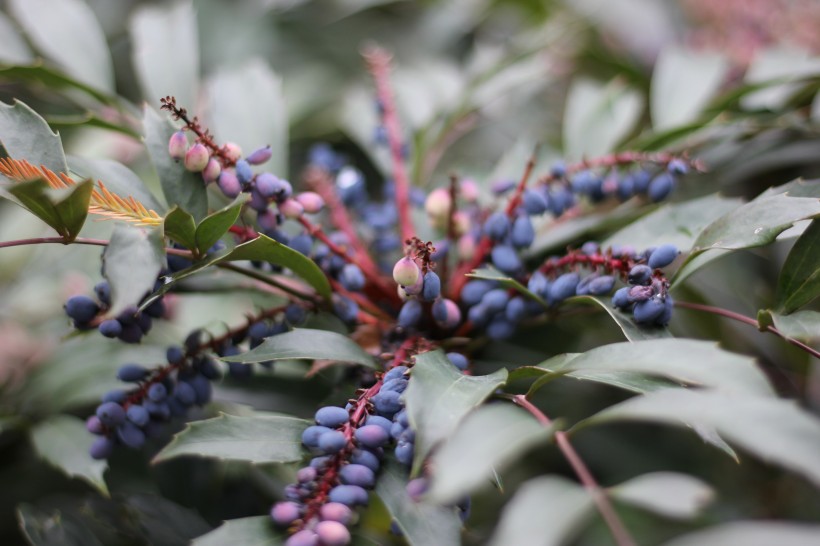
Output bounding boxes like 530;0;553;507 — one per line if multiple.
363;45;415;243
506;394;637;546
0;236;191;256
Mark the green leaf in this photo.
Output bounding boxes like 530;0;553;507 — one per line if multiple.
30;415;108;494
742;48;820;111
375;459;462;546
488;475;593;546
651;47;728;130
404;350;508;472
163;206;197;250
8;178;92;240
191;517;283;546
130;1;199;110
205;60;287;175
776;219;820;313
604;193;743;253
195;198;245;255
102;224;165;316
153;413;310;464
0;64;121;107
577;389;820;488
610;472;714;520
17;504;104;546
563;77;642;160
567;295;672;342
8;0;114;92
467;267;548;308
223;328;376;368
0;11;33;64
662;521;820;546
213;235;331;300
427;404;557;504
762;309;820;343
68;155;165;214
142;106;207;220
535;339;774;397
0;100;68;173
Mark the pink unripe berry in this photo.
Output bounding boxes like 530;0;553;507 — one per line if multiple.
168;131;187;160
392;257;420;287
184;143;210;172
270;501;302;527
285;529;319;546
217;170;242;198
201;157;221;182
245;145;273;165
223;142;243;162
432;298;461;329
296;191;325;213
460;179;479;202
425;188;452;219
319;502;353;524
315;520;350;546
457;234;476;261
402;272;424;296
279;198;304;219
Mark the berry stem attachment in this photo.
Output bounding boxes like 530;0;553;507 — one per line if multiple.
159;96;237;167
363;45;415;243
505;394;638;546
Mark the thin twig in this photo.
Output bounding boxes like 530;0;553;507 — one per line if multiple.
0;236;192;256
505;394;638;546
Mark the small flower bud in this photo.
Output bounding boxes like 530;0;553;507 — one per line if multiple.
245;145;272;165
201;157;221;182
279;198;304;219
184;143;210;172
392;257;420;287
168;131;187;160
296;191;325;213
223;142;243;162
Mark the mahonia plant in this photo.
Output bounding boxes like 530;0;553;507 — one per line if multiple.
2;42;820;546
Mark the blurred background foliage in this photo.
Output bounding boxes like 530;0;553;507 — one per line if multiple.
1;0;820;544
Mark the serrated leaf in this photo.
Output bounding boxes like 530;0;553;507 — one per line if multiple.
488;475;593;546
17;504;104;546
142;106;208;221
405;350;508;472
103;224;165;316
205;60;287;175
375;459;462;546
467;267;548;308
763;309;820;343
130;1;199;110
776;219;820;313
153;413;310;464
651;48;728;130
223;328;376;368
567;295;672;342
428;404;557;504
604;193;743;252
577;389;820;488
30;415;108;494
195;198;245;255
8;178;92;240
191;517;283;546
68;155;165;214
537;339;774;396
0;100;67;174
610;472;714;520
163;206;197;250
8;0;114;92
662;521;820;546
563;78;642;160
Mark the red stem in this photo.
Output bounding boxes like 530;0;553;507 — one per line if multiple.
363;46;415;243
160;97;237;167
508;394;637;546
675;300;820;360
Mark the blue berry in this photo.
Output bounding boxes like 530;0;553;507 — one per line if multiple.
217;171;242;198
116;421;146;449
627;285;654;303
315;406;350;428
522;189;548;215
174;381;197;406
446;352;469;371
384;366;408;382
235;159;253;185
147;383;167;402
648;172;675;202
491;245;522;274
667;158;688;175
64;295;99;323
395;440;414;466
189;374;212;404
285;304;306;325
381;378;408;393
355;424;389;448
527;271;549;297
612;287;631;310
333;296;359;323
628;264;653;285
616;174;635;201
549;273;580;304
339;264;366;292
144;400;170;420
126;404;150;427
656;296;674;325
246;145;272;165
483;212;510;241
328;485;368;506
505;296;527;322
510;216;535;249
461;280;494;306
98;319;122;338
432;298;461;329
633;296;667;324
397;300;423;329
102;390;128;404
587;275;616;296
421;271;441;301
117;363;149;382
318;430;347;454
86;416;104;435
285;529;319;546
166;346;185;364
339;463;376;488
89;436;115;460
94;282;111;306
372;390;402;417
648;244;679;269
270;501;301;527
480;289;509;313
96;402;126;427
467;304;491;328
365;415;392;435
350;448;380;472
486;316;515;340
288;233;313;256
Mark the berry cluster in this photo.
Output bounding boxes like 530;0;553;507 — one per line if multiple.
64;278;166;343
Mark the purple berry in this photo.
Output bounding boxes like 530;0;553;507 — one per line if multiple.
318;430;347;454
315;520;351;546
217;171;242;198
296;191;325;213
397;300;423;329
64;295;99;323
246;145;272;165
315;406;350;428
116;421;146;449
491;245;522;274
364;415;392;434
395;440;414;466
201;157;221;182
432;298;461;329
510;216;535;249
173;381;197;406
126;404;150;427
648;244;679;269
350;449;381;472
406;477;429;501
339;463;376;488
147;383;167;402
355;425;389;449
96;402;126;427
235;159;253;184
549;273;580;304
328;485;368;506
319;502;353;524
89;436;115;460
421;271;441;301
285;529;319;546
86;415;104;435
168;131;188;160
628;264;653;285
270;501;302;527
99;319;122;338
